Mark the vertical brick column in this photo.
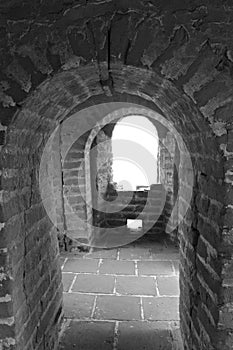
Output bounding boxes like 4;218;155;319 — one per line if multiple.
95;129;113;199
217;126;233;348
61;127;90;247
158;132;177;238
51;125;65;234
0;233;15;349
0;111;64;350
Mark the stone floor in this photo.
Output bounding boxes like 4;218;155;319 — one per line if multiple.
59;234;183;350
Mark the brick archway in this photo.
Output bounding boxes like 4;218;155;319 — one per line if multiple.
83;104;192;244
0;63;230;350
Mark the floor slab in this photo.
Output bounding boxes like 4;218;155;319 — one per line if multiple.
99;260;136;275
119;246;151;260
59;320;115;350
117;321;174;350
94;295;141;321
59;233;182;349
72;274;115;294
63;258;99;273
157;276;180;296
63;293;95;319
138;260;174;276
142;297;179;321
115;276;157;296
62;273;75;292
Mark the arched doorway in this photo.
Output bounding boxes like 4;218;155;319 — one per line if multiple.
0;64;228;350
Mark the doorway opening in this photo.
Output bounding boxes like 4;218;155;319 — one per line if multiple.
59;108;182;349
111;115;159;191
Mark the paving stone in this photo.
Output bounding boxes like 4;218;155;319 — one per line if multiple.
60;239;181;348
157;276;180;296
60;257;66;268
138;261;174;276
116;276;157;296
117;321;174;350
142;297;179;321
83;248;118;259
99;260;135;275
62;273;75;292
72;274;115;294
63;293;95;318
94;295;141;320
119;247;151;260
63;258;99;273
59;320;114;350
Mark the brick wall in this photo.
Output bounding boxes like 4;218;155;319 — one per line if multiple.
1;81;228;349
0;113;63;349
95;129;113;198
90;127;114;230
51;125;66;242
159;132;178;239
0;1;232;349
90;117;177;241
61;129;90;246
59;113;177;250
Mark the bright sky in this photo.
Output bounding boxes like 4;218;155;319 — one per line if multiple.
112;115;159;191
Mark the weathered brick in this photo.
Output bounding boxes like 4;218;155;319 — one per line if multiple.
0;3;231;349
0;324;15;338
0;301;13;318
196;256;221;295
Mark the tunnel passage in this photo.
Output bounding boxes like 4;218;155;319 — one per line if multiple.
0;1;232;350
0;67;230;350
48;104;179;250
